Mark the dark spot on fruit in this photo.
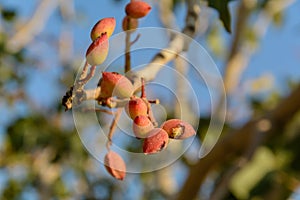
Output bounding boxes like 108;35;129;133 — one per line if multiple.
159;141;166;151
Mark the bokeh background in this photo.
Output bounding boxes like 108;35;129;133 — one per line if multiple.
1;0;300;199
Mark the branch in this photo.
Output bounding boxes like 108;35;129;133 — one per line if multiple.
125;29;132;73
223;0;296;95
6;0;58;53
209;158;246;200
58;0;75;65
174;55;194;122
130;0;200;88
209;126;265;200
176;84;300;200
158;0;179;30
62;62;98;111
106;108;123;150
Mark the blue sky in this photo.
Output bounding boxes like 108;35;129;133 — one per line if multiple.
1;0;300;198
1;0;299;108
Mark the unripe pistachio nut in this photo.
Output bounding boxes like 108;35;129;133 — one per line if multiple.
125;1;151;19
143;128;169;154
86;33;109;66
90;17;116;41
99;72;134;99
161;119;196;139
133;115;154;138
104;151;126;180
125;96;148;120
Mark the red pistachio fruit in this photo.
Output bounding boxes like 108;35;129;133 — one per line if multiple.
90;17;116;41
125;1;151;19
125;96;148;120
86;33;109;66
133;115;154;138
99;72;134;99
143;128;169;154
161;119;196;139
104;151;126;180
122;16;138;32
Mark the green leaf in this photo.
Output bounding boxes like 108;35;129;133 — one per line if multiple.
1;8;17;22
207;0;234;33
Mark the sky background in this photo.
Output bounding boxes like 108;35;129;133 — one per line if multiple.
0;0;299;107
0;0;300;198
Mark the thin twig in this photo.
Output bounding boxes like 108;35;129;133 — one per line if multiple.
174;54;193;121
139;77;159;126
6;0;58;53
58;0;75;64
131;0;200;89
141;78;146;98
104;14;138;149
94;108;114;115
148;106;158;127
124;17;133;73
130;34;141;46
80;108;114;115
79;61;89;82
223;0;296;95
78;65;96;84
62;61;94;111
158;0;179;30
106;108;123;150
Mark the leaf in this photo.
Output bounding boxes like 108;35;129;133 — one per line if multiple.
207;0;234;33
1;9;17;22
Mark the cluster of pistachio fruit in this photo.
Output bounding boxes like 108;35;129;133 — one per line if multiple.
70;0;196;181
85;0;151;67
101;71;196;181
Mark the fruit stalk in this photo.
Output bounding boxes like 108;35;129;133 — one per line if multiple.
106;108;123;150
124;22;132;73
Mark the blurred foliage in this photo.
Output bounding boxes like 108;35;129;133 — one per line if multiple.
172;0;235;33
0;7;17;22
207;0;234;33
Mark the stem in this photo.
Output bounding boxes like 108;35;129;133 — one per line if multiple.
148;106;158;127
81;108;114;115
78;65;96;84
141;78;146;98
79;61;89;82
131;0;200;88
106;108;123;150
6;0;58;53
130;34;141;46
124;20;132;73
62;61;91;111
